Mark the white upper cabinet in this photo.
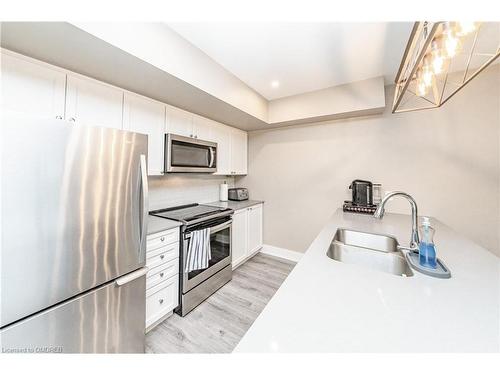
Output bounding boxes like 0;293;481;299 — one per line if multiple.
192;115;214;141
165;105;193;138
123;93;166;176
1;52;66;119
231;128;248;175
65;75;124;129
247;204;263;255
2;50;248;175
166;105;215;141
211;122;232;175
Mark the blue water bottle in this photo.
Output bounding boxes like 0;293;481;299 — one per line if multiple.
419;217;437;269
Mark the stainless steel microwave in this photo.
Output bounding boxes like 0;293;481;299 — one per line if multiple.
165;133;217;173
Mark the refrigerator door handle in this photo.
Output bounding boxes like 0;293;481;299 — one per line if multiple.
139;154;149;260
115;267;148;287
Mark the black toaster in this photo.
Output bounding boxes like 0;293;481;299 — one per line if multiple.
228;188;249;201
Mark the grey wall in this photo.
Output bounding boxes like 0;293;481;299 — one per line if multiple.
236;66;500;256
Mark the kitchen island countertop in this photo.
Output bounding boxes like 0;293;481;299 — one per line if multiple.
234;209;499;352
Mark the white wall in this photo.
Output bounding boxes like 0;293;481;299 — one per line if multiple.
268;76;386;125
237;66;500;256
149;175;234;211
72;22;268;123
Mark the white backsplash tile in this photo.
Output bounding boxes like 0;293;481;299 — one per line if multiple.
148;174;235;210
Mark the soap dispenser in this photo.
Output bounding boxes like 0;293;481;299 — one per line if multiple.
419;217;437;269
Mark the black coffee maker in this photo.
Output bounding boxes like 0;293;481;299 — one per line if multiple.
343;179;376;214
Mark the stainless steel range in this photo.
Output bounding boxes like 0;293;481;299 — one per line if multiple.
150;204;233;316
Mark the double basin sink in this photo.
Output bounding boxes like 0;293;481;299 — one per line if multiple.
327;228;414;277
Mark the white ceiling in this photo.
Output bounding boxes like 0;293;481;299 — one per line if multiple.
167;22;414;100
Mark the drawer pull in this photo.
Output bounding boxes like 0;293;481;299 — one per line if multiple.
160;255;165;260
159;272;164;277
160;237;165;242
159;299;164;304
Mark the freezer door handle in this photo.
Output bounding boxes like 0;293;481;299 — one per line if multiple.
139;154;149;261
115;268;148;287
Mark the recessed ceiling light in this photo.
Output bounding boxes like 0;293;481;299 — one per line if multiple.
271;80;280;88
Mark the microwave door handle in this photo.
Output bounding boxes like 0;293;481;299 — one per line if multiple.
209;147;215;168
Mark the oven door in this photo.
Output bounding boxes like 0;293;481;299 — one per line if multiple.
182;219;232;293
165;133;217;173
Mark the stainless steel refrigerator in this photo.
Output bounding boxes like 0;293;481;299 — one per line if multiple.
0;112;149;353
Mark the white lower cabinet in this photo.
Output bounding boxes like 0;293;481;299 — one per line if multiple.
145;275;179;329
232;203;263;269
247;204;263;254
145;227;180;331
232;209;249;267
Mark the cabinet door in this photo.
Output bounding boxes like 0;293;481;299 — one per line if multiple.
247;204;263;255
211;122;232;175
232;209;248;268
165;105;193;138
65;75;124;129
192;115;213;141
1;52;66;119
231;128;248;175
123;93;166;175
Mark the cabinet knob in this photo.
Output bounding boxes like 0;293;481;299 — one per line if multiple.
190;134;193;138
194;135;198;139
55;115;63;120
159;299;164;304
159;272;164;277
160;255;165;260
160;237;165;242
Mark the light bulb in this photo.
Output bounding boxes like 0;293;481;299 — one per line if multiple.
415;69;429;97
442;22;461;58
430;39;446;74
416;80;428;97
455;21;480;36
445;35;460;57
422;66;434;87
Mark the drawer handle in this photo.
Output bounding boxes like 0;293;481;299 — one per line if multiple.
159;272;164;277
159;299;164;304
160;255;165;260
160;237;165;242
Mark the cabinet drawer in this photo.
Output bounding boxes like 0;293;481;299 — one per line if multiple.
146;259;178;290
146;242;179;269
146;275;179;328
147;228;179;251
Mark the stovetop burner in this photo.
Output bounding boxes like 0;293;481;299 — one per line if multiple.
150;204;232;224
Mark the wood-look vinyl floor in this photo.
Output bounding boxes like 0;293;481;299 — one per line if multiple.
145;253;296;353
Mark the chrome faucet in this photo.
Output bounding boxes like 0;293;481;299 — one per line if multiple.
373;191;420;250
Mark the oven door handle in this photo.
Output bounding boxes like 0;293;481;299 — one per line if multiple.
185;220;232;239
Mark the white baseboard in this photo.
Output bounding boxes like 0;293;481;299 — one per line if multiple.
260;244;303;263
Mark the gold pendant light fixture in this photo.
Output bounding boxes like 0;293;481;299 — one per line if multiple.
392;22;499;113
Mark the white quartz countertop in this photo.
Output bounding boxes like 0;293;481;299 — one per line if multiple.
147;214;181;235
234;209;500;352
207;200;264;211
